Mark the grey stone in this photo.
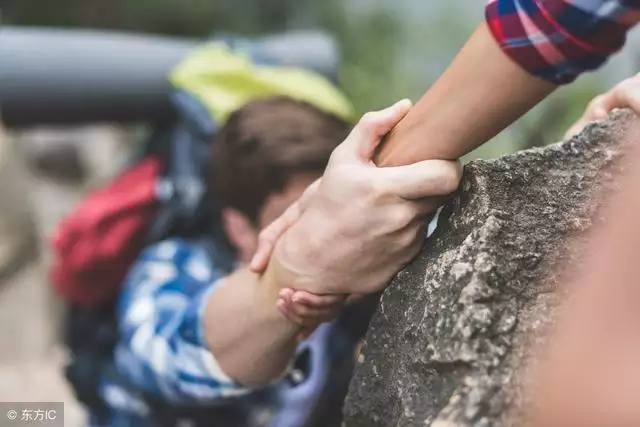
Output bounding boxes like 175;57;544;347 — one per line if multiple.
343;112;635;427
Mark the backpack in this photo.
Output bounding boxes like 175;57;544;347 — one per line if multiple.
51;103;213;306
51;34;357;425
56;88;225;422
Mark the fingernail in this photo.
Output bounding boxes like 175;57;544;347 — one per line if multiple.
281;288;294;298
395;98;411;108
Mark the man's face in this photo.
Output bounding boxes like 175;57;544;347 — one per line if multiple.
223;173;320;265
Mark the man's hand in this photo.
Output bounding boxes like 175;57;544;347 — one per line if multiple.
276;288;345;326
276;290;366;340
564;73;640;140
257;99;462;297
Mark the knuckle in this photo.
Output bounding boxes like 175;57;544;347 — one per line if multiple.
370;180;388;199
369;175;392;198
589;94;606;107
611;85;630;105
431;163;462;195
391;205;418;229
347;169;381;196
398;229;424;259
402;226;420;247
442;164;463;193
304;296;319;307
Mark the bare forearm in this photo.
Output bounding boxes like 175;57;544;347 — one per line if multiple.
203;267;300;387
376;23;556;167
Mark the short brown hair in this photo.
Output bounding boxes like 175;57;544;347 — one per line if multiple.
209;96;351;222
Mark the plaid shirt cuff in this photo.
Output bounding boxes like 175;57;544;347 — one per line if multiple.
486;0;635;84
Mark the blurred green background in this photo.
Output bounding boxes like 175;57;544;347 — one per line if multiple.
3;0;639;160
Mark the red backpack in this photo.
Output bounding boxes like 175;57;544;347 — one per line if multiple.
49;100;213;306
50;156;162;306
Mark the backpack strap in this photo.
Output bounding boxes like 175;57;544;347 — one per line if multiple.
147;89;218;243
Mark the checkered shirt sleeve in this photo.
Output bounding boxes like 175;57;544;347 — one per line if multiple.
486;0;640;83
112;239;250;404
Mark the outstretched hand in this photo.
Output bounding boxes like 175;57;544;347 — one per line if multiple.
565;73;640;140
254;99;461;328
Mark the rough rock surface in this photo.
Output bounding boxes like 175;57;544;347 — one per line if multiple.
343;113;635;427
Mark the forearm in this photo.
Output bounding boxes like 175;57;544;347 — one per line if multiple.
376;23;556;166
203;266;301;387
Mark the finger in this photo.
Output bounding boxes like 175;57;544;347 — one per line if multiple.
280;297;337;326
587;103;610;120
609;80;640;115
250;205;299;272
287;300;343;319
297;178;322;209
250;180;320;272
584;95;609;120
277;298;305;325
249;202;301;273
279;287;296;303
291;291;346;308
379;159;462;200
564;95;610;140
345;99;412;162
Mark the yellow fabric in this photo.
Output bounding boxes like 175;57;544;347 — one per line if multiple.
170;42;354;125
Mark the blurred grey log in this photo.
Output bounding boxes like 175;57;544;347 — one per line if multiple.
0;27;340;127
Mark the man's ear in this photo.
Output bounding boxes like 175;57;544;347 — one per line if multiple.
221;208;259;264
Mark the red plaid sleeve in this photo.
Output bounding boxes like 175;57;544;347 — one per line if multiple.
486;0;640;84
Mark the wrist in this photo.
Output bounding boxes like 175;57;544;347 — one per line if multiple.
258;264;303;331
270;222;326;293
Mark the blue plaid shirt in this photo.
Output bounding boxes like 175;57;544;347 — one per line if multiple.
92;238;282;426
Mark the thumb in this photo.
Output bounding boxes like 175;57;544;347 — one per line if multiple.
249;179;320;272
346;99;412;162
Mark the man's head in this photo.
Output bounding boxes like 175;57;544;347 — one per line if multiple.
209;96;351;263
